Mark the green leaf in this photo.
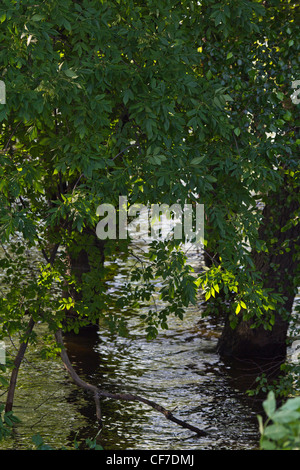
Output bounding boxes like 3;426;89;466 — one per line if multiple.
205;175;217;183
276;91;284;101
31;14;44;21
123;89;134;105
263;392;276;418
213;284;219;293
3;415;13;426
273;409;300;424
0;376;9;387
260;438;276;450
64;69;78;79
280;397;300;412
264;424;288;441
205;291;211;301
190;155;205;165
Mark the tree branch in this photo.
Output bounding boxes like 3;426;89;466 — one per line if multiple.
112;143;140;161
54;329;208;437
5;316;35;413
1;121;22;153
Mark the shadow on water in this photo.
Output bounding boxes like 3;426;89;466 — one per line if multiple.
54;280;299;450
1;307;281;450
62;310;266;450
2;239;292;451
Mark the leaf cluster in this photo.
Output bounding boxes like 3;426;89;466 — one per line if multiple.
0;0;299;349
259;392;300;450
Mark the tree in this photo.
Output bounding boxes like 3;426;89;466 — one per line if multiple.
0;0;299;441
195;0;299;359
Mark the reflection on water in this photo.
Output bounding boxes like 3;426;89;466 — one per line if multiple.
0;241;269;450
63;302;262;450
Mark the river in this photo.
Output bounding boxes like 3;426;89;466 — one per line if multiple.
1;238;298;450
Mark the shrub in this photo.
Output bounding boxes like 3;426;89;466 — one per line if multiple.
258;392;300;450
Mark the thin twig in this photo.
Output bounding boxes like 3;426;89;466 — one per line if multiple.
112;143;139;161
1;121;22;153
72;173;84;193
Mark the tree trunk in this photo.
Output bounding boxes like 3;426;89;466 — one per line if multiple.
63;227;105;333
5;317;35;412
218;184;299;359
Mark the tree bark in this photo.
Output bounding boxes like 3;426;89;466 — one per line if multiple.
63;227;105;333
5;316;35;412
218;184;299;359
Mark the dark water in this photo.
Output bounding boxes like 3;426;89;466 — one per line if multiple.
0;241;269;450
64;310;262;451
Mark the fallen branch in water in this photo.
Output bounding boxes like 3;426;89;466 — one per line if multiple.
54;329;208;437
5;316;35;413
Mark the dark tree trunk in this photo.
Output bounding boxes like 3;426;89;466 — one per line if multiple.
5;317;35;412
218;184;299;360
63;227;105;333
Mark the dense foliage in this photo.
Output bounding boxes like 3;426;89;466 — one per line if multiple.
0;0;299;447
